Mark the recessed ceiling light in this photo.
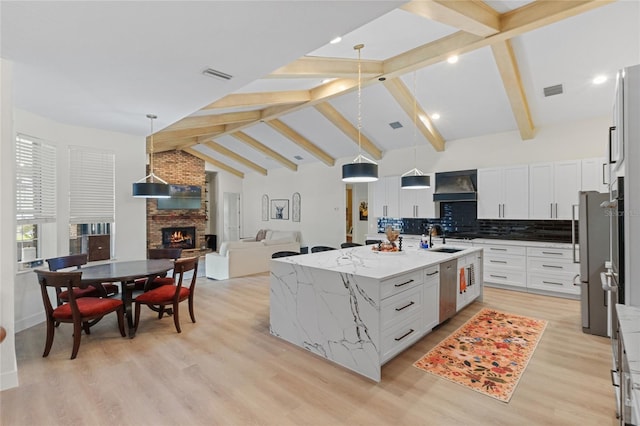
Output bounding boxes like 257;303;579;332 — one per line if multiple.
593;75;607;85
447;55;459;64
330;36;342;44
431;113;441;120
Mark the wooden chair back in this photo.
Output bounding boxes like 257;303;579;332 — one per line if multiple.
46;254;88;271
35;269;84;317
172;257;199;292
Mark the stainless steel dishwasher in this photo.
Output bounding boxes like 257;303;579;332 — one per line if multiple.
439;258;458;323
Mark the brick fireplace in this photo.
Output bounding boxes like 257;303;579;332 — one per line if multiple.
145;150;207;251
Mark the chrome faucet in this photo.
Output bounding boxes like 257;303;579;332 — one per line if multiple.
429;224;446;247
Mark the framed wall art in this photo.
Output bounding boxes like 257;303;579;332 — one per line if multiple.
292;192;301;222
262;194;269;221
270;199;289;220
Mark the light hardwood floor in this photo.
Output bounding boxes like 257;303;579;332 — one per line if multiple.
1;274;617;426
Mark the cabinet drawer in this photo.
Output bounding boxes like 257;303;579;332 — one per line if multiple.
484;268;527;288
527;247;574;260
381;270;423;300
485;254;526;270
381;313;423;363
527;272;580;295
482;244;526;256
527;257;579;274
424;265;440;282
381;285;422;330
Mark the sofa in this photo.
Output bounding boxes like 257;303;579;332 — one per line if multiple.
205;230;301;280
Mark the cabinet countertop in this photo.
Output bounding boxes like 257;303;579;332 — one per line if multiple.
272;244;481;280
367;234;573;249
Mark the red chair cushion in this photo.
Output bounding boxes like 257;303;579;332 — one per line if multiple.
135;285;189;304
59;286;100;300
53;297;123;319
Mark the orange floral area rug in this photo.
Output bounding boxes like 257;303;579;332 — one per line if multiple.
413;308;548;403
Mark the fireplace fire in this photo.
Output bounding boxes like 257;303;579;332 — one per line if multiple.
161;226;196;249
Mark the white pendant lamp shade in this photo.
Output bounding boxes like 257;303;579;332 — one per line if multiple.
132;114;170;198
342;43;378;183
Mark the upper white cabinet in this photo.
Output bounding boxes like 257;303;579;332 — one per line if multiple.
529;160;581;220
477;165;529;219
372;176;400;218
399;174;435;218
581;157;609;193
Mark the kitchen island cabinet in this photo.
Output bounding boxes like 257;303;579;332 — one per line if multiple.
269;244;483;381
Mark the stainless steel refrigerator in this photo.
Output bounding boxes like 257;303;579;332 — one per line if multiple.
577;191;610;337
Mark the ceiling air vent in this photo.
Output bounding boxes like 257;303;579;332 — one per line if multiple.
293;155;303;160
543;84;563;97
202;68;233;81
389;121;403;129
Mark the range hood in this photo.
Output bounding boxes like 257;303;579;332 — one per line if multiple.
433;169;477;202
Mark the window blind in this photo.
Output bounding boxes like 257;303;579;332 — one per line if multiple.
69;146;115;224
16;134;57;224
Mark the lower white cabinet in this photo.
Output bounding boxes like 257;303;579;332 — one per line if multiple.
424;265;440;331
456;252;482;310
526;247;579;296
477;243;527;289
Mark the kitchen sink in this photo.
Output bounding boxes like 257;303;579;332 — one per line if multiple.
429;247;466;254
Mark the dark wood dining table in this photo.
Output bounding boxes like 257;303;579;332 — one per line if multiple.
79;259;174;338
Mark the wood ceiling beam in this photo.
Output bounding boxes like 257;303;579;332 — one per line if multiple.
152;137;198;153
202;90;311;110
182;147;244;179
382;78;445;152
265;119;335;167
150;125;225;145
270;56;384;78
384;0;613;78
203;140;268;175
231;132;298;172
401;0;500;37
162;111;260;131
314;102;383;160
491;40;535;140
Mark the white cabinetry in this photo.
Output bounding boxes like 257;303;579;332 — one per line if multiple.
526;247;580;296
478;243;527;289
529;161;581;219
399;175;435;218
478;165;529;219
581;157;609;193
423;265;440;331
456;252;482;311
372;176;400;218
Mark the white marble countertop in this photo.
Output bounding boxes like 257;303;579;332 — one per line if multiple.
273;243;481;280
616;304;640;414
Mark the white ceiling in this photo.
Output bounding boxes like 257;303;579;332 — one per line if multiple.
3;1;640;177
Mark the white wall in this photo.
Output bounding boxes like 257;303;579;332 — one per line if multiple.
12;109;148;334
240;117;611;248
1;59;19;390
206;164;242;245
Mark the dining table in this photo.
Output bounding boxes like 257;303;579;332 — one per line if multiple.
79;259;174;338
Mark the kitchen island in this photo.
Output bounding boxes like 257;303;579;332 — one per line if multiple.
269;243;483;381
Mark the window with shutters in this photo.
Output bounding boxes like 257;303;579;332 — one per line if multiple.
15;134;57;264
68;146;115;257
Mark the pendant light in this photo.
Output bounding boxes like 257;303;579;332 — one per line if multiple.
401;71;430;189
342;43;378;183
132;114;171;198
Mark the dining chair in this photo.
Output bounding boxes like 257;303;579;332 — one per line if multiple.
133;256;198;334
340;242;362;248
46;254;119;302
133;248;183;291
365;239;382;245
34;269;126;359
271;251;301;258
311;246;337;253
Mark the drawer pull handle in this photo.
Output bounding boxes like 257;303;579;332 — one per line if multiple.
490;248;507;251
490;274;507;279
542;251;563;255
395;301;415;312
394;329;415;342
394;279;414;288
542;264;563;269
490;260;507;264
426;271;439;276
542;280;563;286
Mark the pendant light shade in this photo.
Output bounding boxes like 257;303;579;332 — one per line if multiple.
132;114;170;198
342;43;378;183
401;169;431;189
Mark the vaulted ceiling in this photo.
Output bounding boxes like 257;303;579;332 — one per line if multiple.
3;1;639;178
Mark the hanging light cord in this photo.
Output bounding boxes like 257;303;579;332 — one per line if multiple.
136;113;167;184
413;71;417;168
356;43;362;155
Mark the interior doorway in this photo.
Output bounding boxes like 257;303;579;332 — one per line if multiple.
346;187;353;243
223;192;241;242
345;183;368;245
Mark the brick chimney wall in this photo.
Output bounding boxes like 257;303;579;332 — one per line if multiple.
146;150;207;250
